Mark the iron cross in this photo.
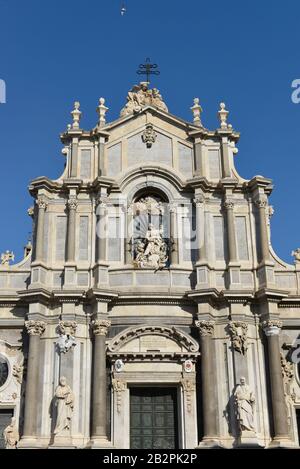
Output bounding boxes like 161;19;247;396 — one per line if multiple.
137;58;160;83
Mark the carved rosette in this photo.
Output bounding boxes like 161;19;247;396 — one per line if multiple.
25;320;46;336
228;321;248;354
91;319;111;336
262;320;283;336
36;197;48;210
195;320;214;337
67;197;78;211
112;379;127;413
58;321;77;336
181;378;196;414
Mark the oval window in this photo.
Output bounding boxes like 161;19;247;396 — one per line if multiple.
0;355;9;388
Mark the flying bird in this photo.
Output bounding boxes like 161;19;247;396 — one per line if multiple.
121;2;126;15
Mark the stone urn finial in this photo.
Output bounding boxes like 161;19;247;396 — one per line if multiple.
71;101;81;129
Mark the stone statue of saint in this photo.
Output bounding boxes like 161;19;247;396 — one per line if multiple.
234;377;256;433
3;417;19;449
53;376;74;436
134;223;168;269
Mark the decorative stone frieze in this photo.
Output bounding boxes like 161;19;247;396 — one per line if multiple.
181;378;196;414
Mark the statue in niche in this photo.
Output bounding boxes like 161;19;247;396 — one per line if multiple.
134;223;168;269
234;377;256;434
56;334;76;354
3;417;19;449
53;376;74;437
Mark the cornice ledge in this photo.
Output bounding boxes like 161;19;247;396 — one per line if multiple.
29;177;63;195
220;290;254;303
187;288;220;302
247;176;273;193
86;288;119;303
255;288;290;301
90;176;116;191
52;290;86;302
17;288;53;302
186;176;216;191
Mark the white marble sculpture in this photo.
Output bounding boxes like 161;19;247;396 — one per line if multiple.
134;223;168;269
3;417;19;449
234;377;256;433
120;82;168;116
53;377;74;436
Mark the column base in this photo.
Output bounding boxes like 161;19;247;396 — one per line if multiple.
18;437;44;449
87;437;113;449
267;437;297;449
235;431;264;448
48;436;77;449
197;437;224;449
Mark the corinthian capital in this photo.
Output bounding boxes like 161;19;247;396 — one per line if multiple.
25;320;46;336
262;320;283;336
37;197;48;210
91;319;111;336
193;194;205;205
195;320;215;337
223;199;234;210
255;198;267;209
67;197;78;210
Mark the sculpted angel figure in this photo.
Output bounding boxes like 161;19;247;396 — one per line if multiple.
53;376;74;436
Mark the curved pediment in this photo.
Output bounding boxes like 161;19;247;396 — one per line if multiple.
107;325;199;355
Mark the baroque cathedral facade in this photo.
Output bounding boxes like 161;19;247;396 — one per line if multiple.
0;82;300;449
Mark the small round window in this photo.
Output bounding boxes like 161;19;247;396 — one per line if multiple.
0;355;9;388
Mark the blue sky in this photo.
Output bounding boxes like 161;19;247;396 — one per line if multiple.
0;0;299;263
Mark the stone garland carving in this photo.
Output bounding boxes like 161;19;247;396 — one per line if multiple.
181;379;196;414
142;123;157;148
25;320;46;336
280;352;295;420
228;322;248;354
0;251;14;266
3;417;19;449
56;321;77;354
120;82;168;117
12;364;24;385
112;379;127;413
195;320;214;337
234;377;256;434
53;376;74;437
91;319;111;336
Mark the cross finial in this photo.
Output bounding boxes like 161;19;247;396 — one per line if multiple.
137;58;160;84
191;98;203;126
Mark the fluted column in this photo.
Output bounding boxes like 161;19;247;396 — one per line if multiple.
194;195;206;263
35;197;47;262
262;320;291;445
195;320;219;446
255;198;270;263
90;319;111;445
96;197;107;263
169;204;179;265
223;198;238;263
22;320;46;441
66;196;77;263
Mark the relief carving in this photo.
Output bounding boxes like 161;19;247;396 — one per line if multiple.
3;417;19;449
120;82;168;117
229;322;248;354
112;379;127;413
53;376;74;437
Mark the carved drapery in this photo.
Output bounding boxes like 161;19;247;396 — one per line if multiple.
228;321;248;354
